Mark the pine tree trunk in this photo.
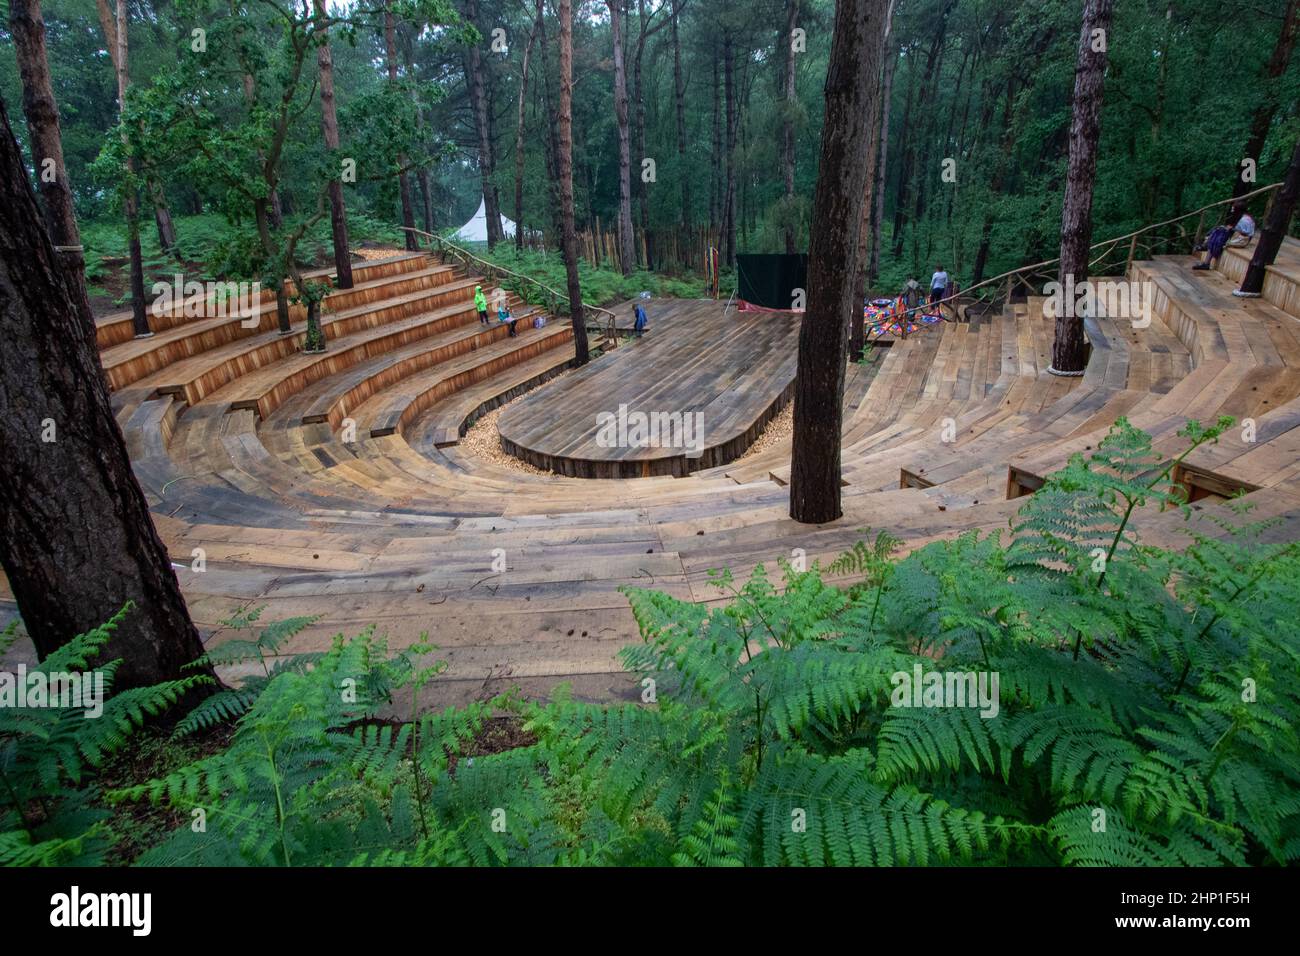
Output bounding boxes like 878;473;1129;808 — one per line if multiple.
1236;134;1300;296
868;47;895;283
790;0;888;525
111;0;150;338
672;1;689;231
398;24;435;236
723;32;737;267
782;0;800;255
465;0;503;248
150;177;178;256
255;196;292;335
0;97;212;689
894;8;948;262
420;169;434;232
557;0;589;364
608;0;636;275
972;83;1015;284
536;12;564;239
1051;0;1114;376
634;0;655;270
889;54;916;257
1233;0;1299;199
515;3;541;254
316;0;353;288
385;3;418;252
710;44;721;234
8;0;87;310
851;1;893;358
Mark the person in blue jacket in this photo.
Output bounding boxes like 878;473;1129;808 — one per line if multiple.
633;301;648;338
498;302;518;337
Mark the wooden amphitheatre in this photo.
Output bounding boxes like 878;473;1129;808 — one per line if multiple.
81;235;1300;706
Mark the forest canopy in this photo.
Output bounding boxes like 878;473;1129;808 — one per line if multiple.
2;0;1296;294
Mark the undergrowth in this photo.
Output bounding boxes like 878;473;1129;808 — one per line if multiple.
4;418;1298;866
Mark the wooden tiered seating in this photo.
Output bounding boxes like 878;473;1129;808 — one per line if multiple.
5;238;1295;710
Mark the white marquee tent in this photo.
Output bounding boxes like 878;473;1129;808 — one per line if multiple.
451;198;517;242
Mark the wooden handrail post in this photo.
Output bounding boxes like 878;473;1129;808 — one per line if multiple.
1125;234;1138;274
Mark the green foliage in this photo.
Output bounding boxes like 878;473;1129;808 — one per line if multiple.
473;247;711;310
86;421;1300;865
0;605;209;866
79;213;404;289
172;605;319;736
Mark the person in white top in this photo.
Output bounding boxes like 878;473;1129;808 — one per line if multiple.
929;266;949;306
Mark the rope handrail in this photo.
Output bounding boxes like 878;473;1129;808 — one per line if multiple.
399;226;619;326
871;181;1283;340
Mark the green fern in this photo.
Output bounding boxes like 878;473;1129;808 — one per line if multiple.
0;604;208;865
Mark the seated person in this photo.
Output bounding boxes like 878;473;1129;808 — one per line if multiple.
1194;203;1255;271
497;302;518;337
901;277;922;310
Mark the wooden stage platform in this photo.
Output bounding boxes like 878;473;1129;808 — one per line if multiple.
497;299;800;477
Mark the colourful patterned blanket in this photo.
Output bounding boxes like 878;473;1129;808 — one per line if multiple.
865;298;943;336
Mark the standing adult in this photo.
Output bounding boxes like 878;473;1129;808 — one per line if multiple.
929;264;949;307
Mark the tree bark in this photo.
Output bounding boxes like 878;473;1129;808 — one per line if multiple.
851;1;893;358
1236;134;1300;296
464;0;504;248
316;0;353;288
888;51;916;257
0;96;212;690
1051;0;1114;376
790;0;888;525
608;0;636;275
515;2;542;253
557;0;589;364
633;0;665;270
867;46;895;283
385;2;418;252
672;0;690;231
710;42;721;233
149;177;179;256
782;0;800;254
397;22;435;235
972;81;1015;284
851;9;892;359
892;5;949;260
94;0;177;261
108;0;150;337
1233;0;1299;199
8;0;87;311
536;11;564;239
722;31;737;267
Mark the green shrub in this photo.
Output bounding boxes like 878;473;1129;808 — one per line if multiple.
472;247;712;309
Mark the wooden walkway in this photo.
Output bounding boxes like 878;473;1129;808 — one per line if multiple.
2;240;1299;707
498;299;799;477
